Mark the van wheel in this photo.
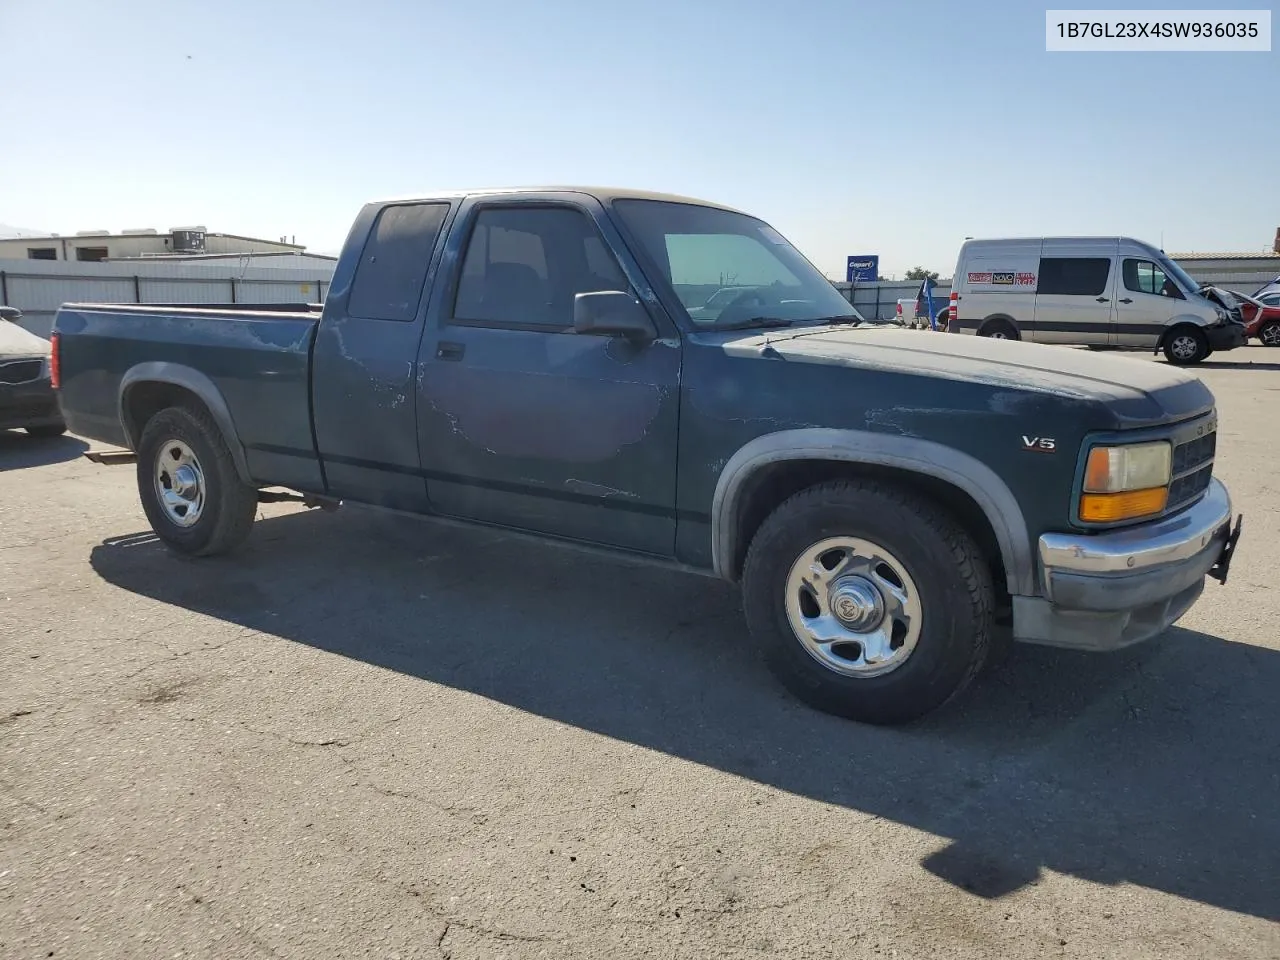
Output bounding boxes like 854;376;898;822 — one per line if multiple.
741;480;995;725
1163;327;1208;365
1259;320;1280;346
978;319;1019;340
136;405;258;557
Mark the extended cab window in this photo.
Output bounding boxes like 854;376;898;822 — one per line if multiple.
1036;257;1110;297
349;202;449;322
1123;258;1185;299
452;206;627;330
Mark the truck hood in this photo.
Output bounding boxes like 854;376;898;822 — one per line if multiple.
712;325;1214;428
0;320;52;360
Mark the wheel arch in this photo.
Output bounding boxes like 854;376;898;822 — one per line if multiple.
711;429;1035;597
118;363;253;485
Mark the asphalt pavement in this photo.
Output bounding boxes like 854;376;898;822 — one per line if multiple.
2;349;1278;959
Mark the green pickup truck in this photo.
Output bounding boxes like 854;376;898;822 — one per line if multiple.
51;187;1242;724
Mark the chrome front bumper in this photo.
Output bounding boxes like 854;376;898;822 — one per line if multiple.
1013;478;1238;652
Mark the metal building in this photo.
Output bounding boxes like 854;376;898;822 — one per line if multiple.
0;226;307;263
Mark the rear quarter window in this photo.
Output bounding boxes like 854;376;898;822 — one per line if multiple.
1037;257;1111;296
349;202;450;322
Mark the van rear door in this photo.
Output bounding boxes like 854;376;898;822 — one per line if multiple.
1032;241;1117;345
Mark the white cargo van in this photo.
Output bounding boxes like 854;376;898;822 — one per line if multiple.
947;237;1247;365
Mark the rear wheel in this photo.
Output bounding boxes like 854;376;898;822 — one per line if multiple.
1163;326;1208;365
25;421;67;438
978;318;1019;340
1258;320;1280;347
741;480;995;725
136;405;258;556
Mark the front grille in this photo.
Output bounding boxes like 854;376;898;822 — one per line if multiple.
1168;464;1213;508
1172;430;1216;475
0;359;43;385
1167;423;1217;512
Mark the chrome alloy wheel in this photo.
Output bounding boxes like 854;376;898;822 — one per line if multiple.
154;439;206;528
1261;324;1280;346
784;537;924;678
1169;334;1200;361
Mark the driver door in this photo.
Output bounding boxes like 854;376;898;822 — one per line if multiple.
417;196;682;556
1113;257;1184;348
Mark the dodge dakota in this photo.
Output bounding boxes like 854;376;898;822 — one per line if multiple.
52;187;1242;724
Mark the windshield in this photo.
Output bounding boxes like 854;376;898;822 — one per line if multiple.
1157;255;1204;298
612;199;859;329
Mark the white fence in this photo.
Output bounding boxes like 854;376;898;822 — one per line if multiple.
1;258;337;337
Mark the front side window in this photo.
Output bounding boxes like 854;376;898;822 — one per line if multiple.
453;206;627;330
612;199;856;328
1037;257;1111;296
1123;258;1185;299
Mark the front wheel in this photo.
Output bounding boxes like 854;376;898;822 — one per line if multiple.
741;480;995;725
136;405;258;556
1163;327;1208;365
1258;320;1280;347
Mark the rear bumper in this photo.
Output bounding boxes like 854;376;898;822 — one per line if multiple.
1207;322;1247;351
0;379;63;431
1013;478;1237;652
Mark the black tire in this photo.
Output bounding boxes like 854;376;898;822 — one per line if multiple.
136;405;258;557
1162;326;1208;365
978;318;1019;341
741;480;995;725
1258;320;1280;347
25;421;67;438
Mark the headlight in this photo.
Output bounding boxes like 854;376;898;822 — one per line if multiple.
1079;441;1172;522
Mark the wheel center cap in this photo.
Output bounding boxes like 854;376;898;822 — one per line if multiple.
172;465;199;499
829;577;884;631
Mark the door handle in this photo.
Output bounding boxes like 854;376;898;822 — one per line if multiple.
436;341;465;361
1118;298;1133;304
1096;297;1110;303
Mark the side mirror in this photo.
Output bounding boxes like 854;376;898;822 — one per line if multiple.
0;306;22;323
573;291;656;342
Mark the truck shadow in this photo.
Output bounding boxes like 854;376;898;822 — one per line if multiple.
89;506;1278;922
0;431;88;471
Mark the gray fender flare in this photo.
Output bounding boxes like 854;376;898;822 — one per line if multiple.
118;362;253;485
710;428;1035;597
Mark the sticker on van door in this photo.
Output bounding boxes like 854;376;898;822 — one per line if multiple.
968;270;1036;286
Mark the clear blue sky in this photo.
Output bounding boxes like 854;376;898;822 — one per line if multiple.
1;0;1275;278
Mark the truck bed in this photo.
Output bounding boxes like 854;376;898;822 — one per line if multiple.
54;303;324;491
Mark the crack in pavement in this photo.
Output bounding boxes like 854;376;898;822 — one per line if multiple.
436;916;556;958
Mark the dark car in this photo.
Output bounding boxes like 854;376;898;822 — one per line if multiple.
51;187;1241;725
1;306;67;437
